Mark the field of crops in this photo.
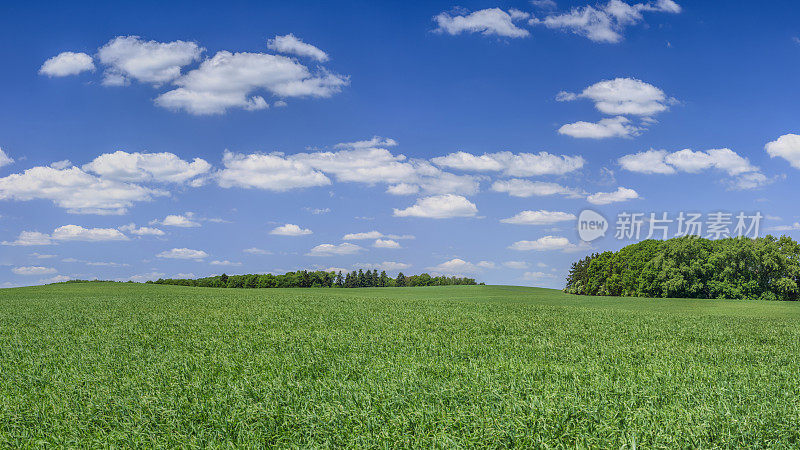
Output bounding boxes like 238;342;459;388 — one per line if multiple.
1;283;799;447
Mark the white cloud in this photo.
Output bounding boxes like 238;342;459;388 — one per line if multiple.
393;194;478;219
216;151;331;191
558;77;673;117
533;0;681;43
431;151;585;176
98;36;203;86
491;179;584;198
523;271;556;280
50;160;72;170
355;261;411;271
30;253;57;259
501;210;576;225
334;136;398;149
558;116;641;139
2;231;53;246
39;52;95;77
386;183;420;195
210;260;242;266
428;258;494;275
51;225;129;242
509;236;576;251
156;248;208;259
343;231;384;240
267;34;329;62
155;50;348;114
503;261;529;269
0;165;167;215
216;146;478;196
0;148;13;168
119;223;165;236
373;239;401;248
618;149;675;174
40;275;71;284
619;148;765;189
765;134;800;169
12;266;57;275
306;243;364;256
152;213;201;228
767;222;800;232
82;151;211;184
586;187;640;205
126;272;166;282
434;8;530;38
665;148;756;175
243;247;272;255
270;223;312;236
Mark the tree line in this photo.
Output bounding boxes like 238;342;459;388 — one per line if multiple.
148;270;480;289
565;236;800;301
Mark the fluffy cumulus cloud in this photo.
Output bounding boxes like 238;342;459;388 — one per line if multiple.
431;151;585;176
3;225;129;245
50;225;129;242
119;223;165;236
82;151;211;184
156;248;208;259
270;224;313;236
586;187;640;205
216;151;331;191
343;231;384;240
557;78;674;138
39;52;95;77
509;236;576;251
765;134;800;169
373;239;401;249
532;0;682;43
243;247;271;255
393;194;478;219
561;78;674;116
2;231;53;246
343;231;414;240
335;136;398;150
155;50;348;114
491;179;584;198
48;35;347;115
434;8;531;38
619;148;767;189
427;258;495;274
306;243;364;256
12;266;57;276
267;34;329;62
217;146;479;196
501;210;576;225
0;148;13;168
210;260;242;266
558;116;642;139
152;213;202;228
97;36;203;86
0;165;167;214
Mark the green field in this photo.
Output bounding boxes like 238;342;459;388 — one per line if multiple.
1;283;799;447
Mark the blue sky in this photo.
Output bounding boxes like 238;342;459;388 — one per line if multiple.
1;0;799;287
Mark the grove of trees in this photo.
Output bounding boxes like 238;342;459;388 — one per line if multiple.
565;236;800;301
149;270;479;289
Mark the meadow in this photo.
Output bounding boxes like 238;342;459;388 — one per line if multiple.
1;283;799;447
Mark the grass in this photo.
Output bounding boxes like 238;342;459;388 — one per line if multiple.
1;283;799;447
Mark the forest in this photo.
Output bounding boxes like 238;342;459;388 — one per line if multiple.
148;270;480;289
565;235;800;300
